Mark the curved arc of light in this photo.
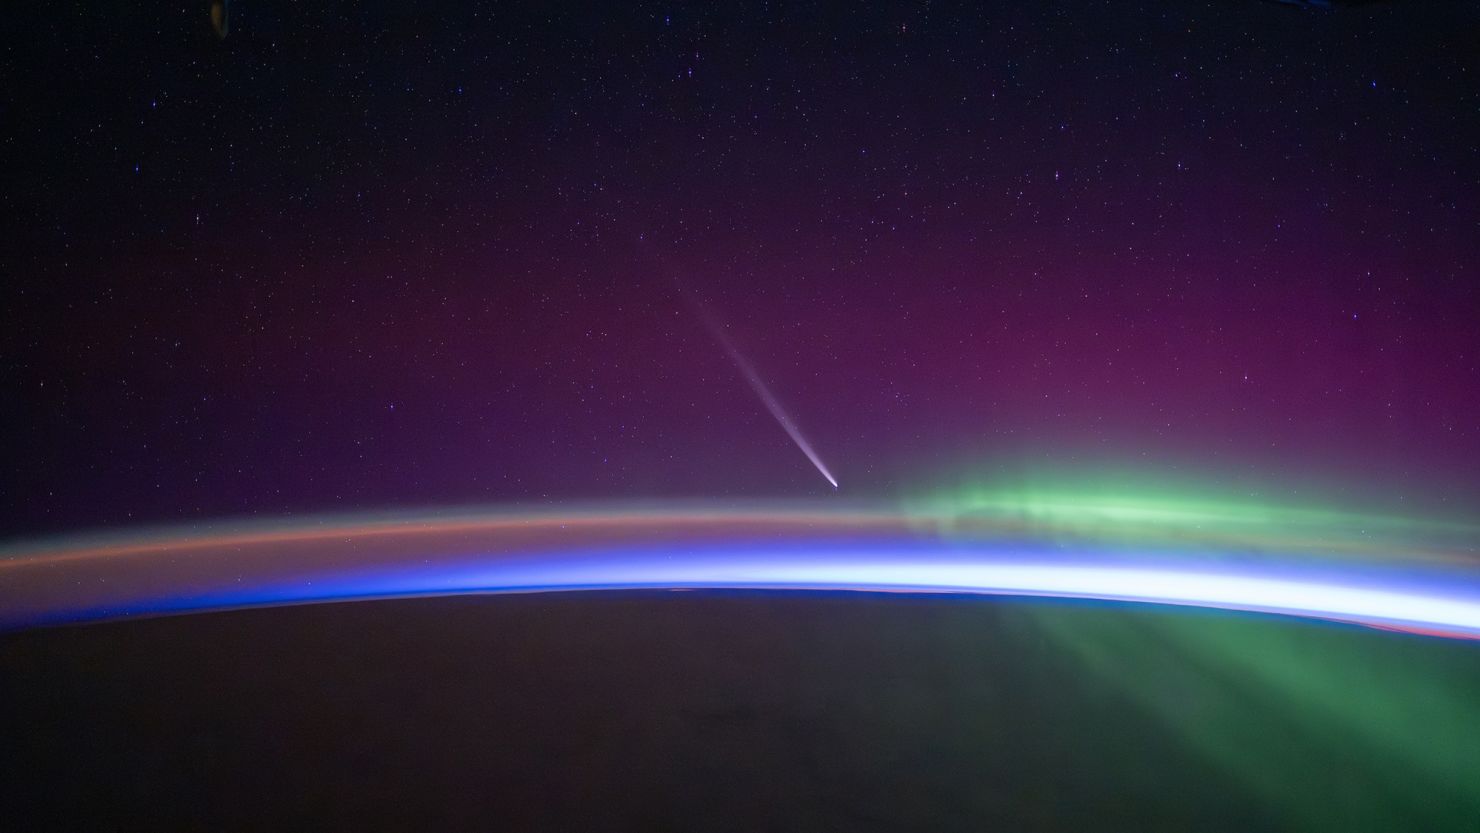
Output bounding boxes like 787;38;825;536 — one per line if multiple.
381;551;1480;639
0;504;898;565
9;532;1480;639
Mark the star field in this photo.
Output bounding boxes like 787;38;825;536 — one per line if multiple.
3;1;1478;535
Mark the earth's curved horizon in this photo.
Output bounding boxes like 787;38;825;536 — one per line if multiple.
8;499;1480;639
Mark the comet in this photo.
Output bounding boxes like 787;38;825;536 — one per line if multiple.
689;297;839;488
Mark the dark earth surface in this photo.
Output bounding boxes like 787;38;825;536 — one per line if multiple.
5;593;1478;831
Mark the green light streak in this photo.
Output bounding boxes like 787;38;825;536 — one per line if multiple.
905;461;1480;565
1029;606;1480;830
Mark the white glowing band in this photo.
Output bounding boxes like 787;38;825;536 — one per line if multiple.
452;555;1480;638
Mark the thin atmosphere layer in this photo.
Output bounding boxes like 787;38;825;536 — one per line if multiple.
4;501;1480;638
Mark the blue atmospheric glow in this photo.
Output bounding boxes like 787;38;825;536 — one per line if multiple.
53;541;1480;638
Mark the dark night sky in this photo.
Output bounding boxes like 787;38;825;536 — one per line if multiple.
3;1;1479;537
